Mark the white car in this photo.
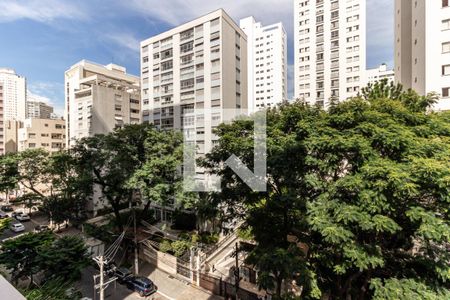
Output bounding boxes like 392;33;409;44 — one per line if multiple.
16;213;30;221
9;222;25;233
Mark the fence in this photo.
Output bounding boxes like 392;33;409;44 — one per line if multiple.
199;273;261;300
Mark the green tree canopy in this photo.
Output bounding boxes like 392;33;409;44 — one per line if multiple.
203;87;450;299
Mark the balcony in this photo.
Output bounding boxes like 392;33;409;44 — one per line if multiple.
161;89;174;96
160;43;173;50
211;52;220;60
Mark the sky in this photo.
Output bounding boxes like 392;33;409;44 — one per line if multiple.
0;0;394;116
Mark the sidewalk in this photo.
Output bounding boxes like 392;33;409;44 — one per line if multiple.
139;262;223;300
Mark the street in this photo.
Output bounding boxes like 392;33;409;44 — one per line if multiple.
77;263;222;300
0;206;48;242
0;204;222;299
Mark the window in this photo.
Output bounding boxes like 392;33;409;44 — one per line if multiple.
443;64;450;75
161;49;172;59
442;19;450;30
443;87;450;97
161;60;173;71
180;41;193;53
443;42;450;53
443;0;449;8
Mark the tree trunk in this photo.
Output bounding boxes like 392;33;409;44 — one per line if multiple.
112;198;124;232
276;275;282;298
141;199;152;219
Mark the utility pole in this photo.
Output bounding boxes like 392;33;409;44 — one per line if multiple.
99;256;104;300
93;256;117;300
133;206;139;274
234;242;240;300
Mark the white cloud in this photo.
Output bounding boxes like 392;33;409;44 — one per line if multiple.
103;32;141;53
27;90;52;104
28;81;64;116
0;0;87;23
126;0;294;38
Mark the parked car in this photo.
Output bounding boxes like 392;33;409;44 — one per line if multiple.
0;211;8;219
114;267;131;283
1;205;13;212
16;213;30;221
9;222;25;233
126;276;157;297
34;225;49;233
11;211;22;218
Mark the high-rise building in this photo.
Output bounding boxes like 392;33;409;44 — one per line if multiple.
140;8;247;157
26;99;54;119
140;9;247;218
395;0;450;111
294;0;366;107
366;63;395;85
240;16;287;112
64;60;141;148
0;82;4;154
18;118;65;153
0;68;26;121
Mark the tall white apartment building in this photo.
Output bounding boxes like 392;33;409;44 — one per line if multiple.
141;9;247;159
366;63;395;85
0;68;26;121
395;0;450;111
294;0;366;107
240;16;287;112
64;60;141;148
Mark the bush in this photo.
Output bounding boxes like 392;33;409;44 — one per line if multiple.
171;240;192;257
159;240;173;254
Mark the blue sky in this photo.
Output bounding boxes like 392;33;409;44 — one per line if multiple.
0;0;394;115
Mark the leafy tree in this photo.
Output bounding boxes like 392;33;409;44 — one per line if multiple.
0;217;12;233
204;87;450;298
126;124;193;216
16;193;41;214
0;232;55;285
0;154;19;200
73;123;191;230
21;278;81;300
37;236;90;282
14;149;51;198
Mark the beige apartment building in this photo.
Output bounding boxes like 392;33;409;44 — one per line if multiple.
4;120;21;153
64;60;141;148
18;118;65;153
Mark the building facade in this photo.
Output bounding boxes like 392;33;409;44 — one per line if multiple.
0;68;26;121
366;63;395;85
27;92;54;119
395;0;450;111
0;82;3;154
4;120;21;154
140;9;247;219
140;9;247;165
18;118;65;153
64;60;141;148
26;100;54;119
240;16;287;112
294;0;366;107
